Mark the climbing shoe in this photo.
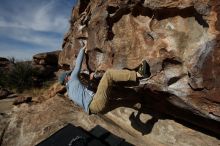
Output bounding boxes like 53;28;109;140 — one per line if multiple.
138;60;150;78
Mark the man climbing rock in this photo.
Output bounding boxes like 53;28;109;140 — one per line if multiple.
59;39;150;114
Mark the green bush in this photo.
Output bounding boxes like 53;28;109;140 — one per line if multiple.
0;69;7;87
4;62;38;92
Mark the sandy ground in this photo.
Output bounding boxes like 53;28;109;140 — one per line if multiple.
0;98;14;113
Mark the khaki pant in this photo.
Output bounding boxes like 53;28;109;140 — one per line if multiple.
89;69;136;113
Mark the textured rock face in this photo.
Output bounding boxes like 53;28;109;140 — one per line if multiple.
33;51;60;66
0;88;11;99
1;95;220;146
32;51;61;78
0;57;10;68
59;0;220;133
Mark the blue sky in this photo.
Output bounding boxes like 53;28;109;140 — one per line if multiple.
0;0;77;60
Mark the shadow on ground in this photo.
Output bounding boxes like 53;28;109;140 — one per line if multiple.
99;85;220;139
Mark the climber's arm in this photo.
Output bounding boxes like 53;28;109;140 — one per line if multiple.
70;40;87;79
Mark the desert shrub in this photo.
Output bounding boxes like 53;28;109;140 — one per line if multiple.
5;61;38;92
0;69;7;87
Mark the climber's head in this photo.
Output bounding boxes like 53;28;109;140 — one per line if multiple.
58;71;71;85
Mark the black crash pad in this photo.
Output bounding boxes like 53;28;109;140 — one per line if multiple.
36;123;133;146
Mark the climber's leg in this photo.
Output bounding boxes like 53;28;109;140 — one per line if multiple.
89;69;137;113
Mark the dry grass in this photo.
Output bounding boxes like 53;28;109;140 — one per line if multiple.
22;80;57;97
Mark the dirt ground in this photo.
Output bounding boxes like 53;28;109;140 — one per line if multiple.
0;98;14;113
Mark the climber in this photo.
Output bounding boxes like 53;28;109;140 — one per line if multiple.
59;39;150;114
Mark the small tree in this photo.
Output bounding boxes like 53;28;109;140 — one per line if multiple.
0;69;7;87
6;62;38;92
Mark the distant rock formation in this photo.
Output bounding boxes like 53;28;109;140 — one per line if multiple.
0;57;11;69
59;0;220;134
0;88;11;100
32;51;61;78
0;57;13;99
33;51;60;66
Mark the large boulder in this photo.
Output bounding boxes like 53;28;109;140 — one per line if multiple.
0;57;10;68
0;57;13;73
0;88;11;100
0;113;10;145
59;0;220;134
32;51;61;78
33;51;61;66
1;95;220;146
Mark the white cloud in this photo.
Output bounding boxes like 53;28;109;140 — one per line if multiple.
0;0;70;33
0;0;74;59
0;27;62;49
0;49;37;60
0;44;49;60
31;1;69;33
